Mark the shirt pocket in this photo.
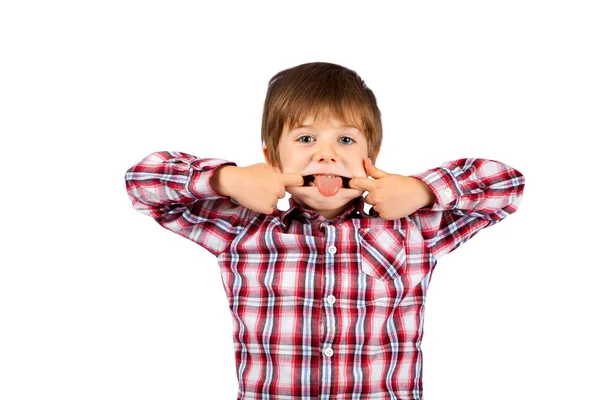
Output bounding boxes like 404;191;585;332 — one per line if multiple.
358;228;407;282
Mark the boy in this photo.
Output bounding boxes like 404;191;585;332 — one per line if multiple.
125;62;525;399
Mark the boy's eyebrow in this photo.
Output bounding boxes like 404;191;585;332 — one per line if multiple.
290;124;360;131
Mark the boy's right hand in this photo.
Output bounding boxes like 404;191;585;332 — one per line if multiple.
215;163;304;214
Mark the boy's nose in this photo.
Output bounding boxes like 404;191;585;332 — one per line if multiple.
312;144;338;163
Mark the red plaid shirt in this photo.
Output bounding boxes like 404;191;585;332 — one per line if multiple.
125;151;525;400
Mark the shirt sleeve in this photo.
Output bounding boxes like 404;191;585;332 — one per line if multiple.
124;150;257;257
407;158;525;262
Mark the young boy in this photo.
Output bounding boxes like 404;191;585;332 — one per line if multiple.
125;62;525;400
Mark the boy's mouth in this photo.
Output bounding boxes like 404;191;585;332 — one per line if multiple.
302;174;352;189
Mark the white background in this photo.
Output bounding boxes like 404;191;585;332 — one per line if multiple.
1;1;598;399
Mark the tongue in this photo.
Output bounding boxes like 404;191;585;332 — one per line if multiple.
314;175;342;196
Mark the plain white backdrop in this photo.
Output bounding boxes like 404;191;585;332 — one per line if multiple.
1;1;598;399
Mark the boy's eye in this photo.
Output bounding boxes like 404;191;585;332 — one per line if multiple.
298;136;314;143
297;136;355;144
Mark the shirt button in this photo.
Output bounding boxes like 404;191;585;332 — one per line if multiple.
302;212;311;219
327;294;336;304
444;187;453;197
323;347;334;357
327;245;337;254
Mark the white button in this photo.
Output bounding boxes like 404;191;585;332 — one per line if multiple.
327;294;336;304
302;212;311;219
444;188;453;197
323;347;334;357
327;245;337;254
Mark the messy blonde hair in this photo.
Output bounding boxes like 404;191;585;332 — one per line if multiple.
261;62;383;171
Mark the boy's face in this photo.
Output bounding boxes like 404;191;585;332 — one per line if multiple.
264;114;376;219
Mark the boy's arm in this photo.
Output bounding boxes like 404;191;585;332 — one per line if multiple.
124;151;256;257
407;158;525;262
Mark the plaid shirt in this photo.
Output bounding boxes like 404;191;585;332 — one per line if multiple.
125;151;525;400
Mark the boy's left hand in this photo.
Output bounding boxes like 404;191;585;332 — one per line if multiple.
349;158;436;220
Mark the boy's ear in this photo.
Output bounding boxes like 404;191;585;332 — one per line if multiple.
263;146;275;168
372;149;380;164
263;146;282;173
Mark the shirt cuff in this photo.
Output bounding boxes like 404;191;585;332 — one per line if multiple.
409;166;463;211
187;158;237;200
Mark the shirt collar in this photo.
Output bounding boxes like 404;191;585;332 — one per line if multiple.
281;195;371;227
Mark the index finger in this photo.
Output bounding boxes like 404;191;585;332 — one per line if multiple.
281;173;304;187
349;176;376;191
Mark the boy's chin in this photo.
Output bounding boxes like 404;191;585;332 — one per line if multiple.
287;186;364;208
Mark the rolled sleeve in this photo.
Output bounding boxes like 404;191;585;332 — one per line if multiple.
410;166;463;211
187;158;237;200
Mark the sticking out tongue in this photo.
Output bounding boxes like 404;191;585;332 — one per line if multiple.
314;175;343;196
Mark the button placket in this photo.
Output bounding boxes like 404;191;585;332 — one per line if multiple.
321;224;338;360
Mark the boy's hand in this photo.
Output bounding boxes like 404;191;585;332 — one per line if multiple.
349;158;436;220
218;163;304;214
